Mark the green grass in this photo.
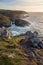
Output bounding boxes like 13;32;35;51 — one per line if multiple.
0;36;42;65
0;56;14;65
0;36;28;65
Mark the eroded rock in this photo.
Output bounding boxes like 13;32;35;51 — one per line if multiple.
15;19;30;27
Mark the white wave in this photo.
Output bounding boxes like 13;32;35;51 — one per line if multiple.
9;16;43;37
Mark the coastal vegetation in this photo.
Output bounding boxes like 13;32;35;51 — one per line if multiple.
0;33;43;65
0;36;28;65
0;14;11;27
0;9;28;22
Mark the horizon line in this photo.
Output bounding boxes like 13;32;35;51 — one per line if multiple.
0;8;43;12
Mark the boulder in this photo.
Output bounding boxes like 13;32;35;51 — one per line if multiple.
20;31;43;48
15;19;30;27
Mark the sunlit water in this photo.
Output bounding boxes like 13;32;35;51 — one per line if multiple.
9;13;43;37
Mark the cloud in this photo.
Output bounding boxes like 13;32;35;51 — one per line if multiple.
0;5;43;12
0;0;43;6
0;0;43;12
17;0;43;6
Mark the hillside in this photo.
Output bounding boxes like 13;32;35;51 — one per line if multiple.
0;14;11;27
0;34;43;65
0;9;28;21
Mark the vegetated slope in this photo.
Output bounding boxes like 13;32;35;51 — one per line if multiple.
0;34;43;65
0;36;29;65
0;9;28;21
0;14;11;27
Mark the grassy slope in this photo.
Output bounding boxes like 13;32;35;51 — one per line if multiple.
0;9;28;20
0;14;11;27
0;36;43;65
0;36;30;65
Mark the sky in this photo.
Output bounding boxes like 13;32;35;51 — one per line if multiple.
0;0;43;12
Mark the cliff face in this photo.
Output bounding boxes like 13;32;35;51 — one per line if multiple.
0;10;28;21
0;9;28;27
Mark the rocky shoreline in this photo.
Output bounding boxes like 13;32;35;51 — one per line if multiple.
0;9;43;65
18;31;43;65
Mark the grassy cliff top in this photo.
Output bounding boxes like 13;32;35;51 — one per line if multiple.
0;14;11;27
0;35;43;65
0;9;28;20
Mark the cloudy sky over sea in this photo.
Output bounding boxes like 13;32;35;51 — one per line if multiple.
0;0;43;12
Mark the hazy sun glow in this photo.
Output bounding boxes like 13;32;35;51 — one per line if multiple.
0;0;43;12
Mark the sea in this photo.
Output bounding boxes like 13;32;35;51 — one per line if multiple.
9;12;43;37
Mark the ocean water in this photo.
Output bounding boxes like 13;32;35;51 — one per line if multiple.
9;12;43;37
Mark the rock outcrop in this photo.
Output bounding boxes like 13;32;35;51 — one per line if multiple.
15;19;30;27
19;31;43;65
20;31;43;48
